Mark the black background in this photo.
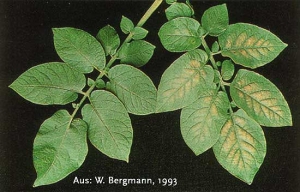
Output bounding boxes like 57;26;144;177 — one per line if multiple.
1;0;300;191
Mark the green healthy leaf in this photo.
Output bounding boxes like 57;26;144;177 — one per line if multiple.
156;49;214;112
33;110;88;187
201;4;229;36
120;16;134;34
132;27;148;40
221;60;235;81
230;69;292;127
95;78;106;89
213;109;266;185
213;70;221;84
165;2;193;21
118;40;155;67
82;90;133;162
87;78;95;87
108;64;157;115
218;23;288;69
181;91;229;155
166;0;177;5
158;17;201;52
53;27;106;73
212;41;220;53
9;62;86;105
96;25;120;56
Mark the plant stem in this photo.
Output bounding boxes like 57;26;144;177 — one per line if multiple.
69;0;162;123
201;36;233;114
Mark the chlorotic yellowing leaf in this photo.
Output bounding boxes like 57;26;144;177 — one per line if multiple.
156;49;214;112
33;110;88;187
218;23;287;69
53;27;106;73
108;64;157;115
181;91;229;155
82;90;133;162
213;109;266;185
9;62;86;105
158;17;201;52
230;69;292;127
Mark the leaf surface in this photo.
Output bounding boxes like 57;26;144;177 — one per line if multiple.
156;49;214;112
82;90;133;162
118;40;155;67
96;25;120;56
108;64;157;115
165;2;193;20
230;69;292;126
132;27;148;40
9;62;86;105
221;60;235;81
201;4;229;36
218;23;287;68
213;109;266;185
181;91;229;155
53;27;106;73
120;16;134;34
158;17;201;52
33;110;88;187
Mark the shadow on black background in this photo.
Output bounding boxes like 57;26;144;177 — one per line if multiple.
1;0;300;191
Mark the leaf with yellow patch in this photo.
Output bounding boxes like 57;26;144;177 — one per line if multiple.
213;109;266;185
156;49;214;112
218;23;287;69
230;69;292;127
181;91;230;155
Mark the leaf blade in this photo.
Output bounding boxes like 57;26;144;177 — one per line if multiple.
96;25;120;56
118;40;155;67
33;110;88;187
165;2;193;20
181;91;229;155
82;90;133;162
9;62;86;105
108;64;157;115
230;69;292;126
120;16;134;34
156;49;214;112
218;23;287;69
53;27;106;73
158;17;201;52
201;4;229;36
213;109;266;185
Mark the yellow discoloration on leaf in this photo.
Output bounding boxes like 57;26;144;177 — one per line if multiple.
189;60;201;68
244;36;257;47
235;32;247;47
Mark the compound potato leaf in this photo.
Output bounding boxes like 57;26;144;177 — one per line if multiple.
96;25;120;56
120;16;134;34
181;91;229;155
108;64;157;115
165;2;193;21
221;60;235;81
218;23;287;69
33;110;88;187
201;4;229;36
82;90;133;162
53;27;106;73
9;62;86;105
118;40;155;67
230;69;292;127
158;17;201;52
132;27;148;40
213;109;266;185
156;49;214;112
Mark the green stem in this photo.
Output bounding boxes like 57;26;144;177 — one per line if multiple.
201;36;233;114
69;0;162;123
